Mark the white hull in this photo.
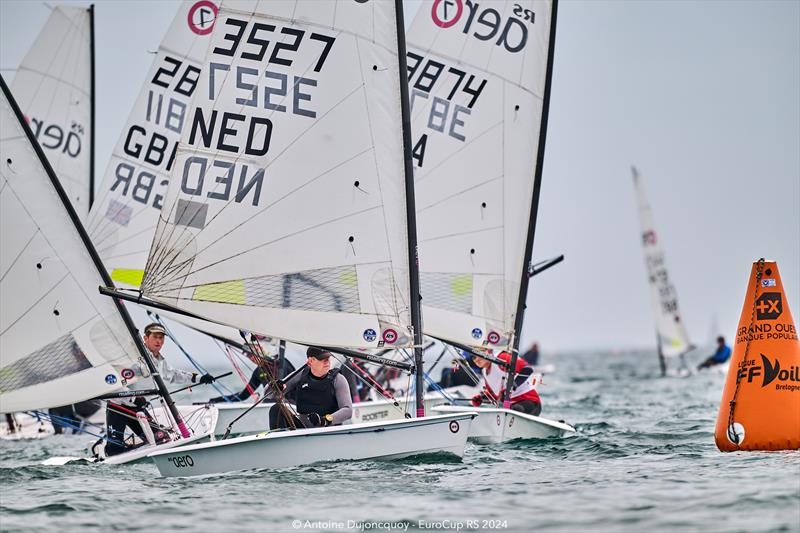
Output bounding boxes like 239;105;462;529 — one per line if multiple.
98;403;219;463
212;402;271;437
150;412;477;477
41;404;219;466
432;405;575;444
208;386;477;437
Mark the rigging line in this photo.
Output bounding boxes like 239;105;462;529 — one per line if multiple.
334;354;398;404
419;224;503;244
89;199;171;250
223;344;257;398
0;230;39;285
448;344;483;385
31;411;124;446
0;271;68;337
149;313;233;396
156;204;386;284
244;335;296;430
421;373;457;403
416;174;503;213
415;119;503;184
93;247;154;263
92;223;161;258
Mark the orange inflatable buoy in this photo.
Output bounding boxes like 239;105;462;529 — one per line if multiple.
715;259;800;451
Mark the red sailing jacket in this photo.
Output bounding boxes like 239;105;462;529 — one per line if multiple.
482;352;541;404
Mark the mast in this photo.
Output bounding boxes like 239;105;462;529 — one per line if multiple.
0;75;190;439
394;0;425;417
656;333;667;376
502;0;559;408
88;4;96;210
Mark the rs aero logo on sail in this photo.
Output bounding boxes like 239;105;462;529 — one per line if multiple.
431;0;536;53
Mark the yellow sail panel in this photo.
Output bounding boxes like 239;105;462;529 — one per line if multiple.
110;268;144;287
193;280;246;305
451;275;473;297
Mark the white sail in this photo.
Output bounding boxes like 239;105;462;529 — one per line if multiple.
632;166;692;358
10;6;93;217
406;0;555;350
82;1;250;344
140;0;413;350
0;78;144;413
86;0;217;290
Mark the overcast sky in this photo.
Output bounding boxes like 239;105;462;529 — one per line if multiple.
1;0;798;363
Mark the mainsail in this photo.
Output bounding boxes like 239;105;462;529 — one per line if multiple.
632;166;692;364
0;76;144;413
86;0;216;290
83;1;247;343
10;5;93;217
138;0;413;350
406;0;556;351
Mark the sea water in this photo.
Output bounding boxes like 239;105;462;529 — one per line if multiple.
1;351;798;532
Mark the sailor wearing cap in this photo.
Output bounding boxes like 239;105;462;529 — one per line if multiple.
269;347;353;429
103;322;214;457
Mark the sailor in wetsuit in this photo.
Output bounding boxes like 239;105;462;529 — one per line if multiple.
697;336;732;370
269;347;353;429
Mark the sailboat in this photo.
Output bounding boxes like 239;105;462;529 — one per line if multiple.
93;0;475;477
0;75;217;464
399;0;574;443
0;4;97;440
632;166;694;376
9;4;95;218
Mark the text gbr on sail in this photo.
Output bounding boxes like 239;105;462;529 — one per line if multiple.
111;55;200;210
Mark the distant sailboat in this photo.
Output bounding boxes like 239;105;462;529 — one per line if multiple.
632;166;694;376
10;5;95;217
